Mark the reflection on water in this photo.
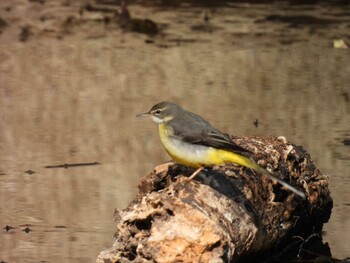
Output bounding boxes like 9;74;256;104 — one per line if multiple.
0;0;350;262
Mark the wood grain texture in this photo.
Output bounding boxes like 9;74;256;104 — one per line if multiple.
97;136;332;263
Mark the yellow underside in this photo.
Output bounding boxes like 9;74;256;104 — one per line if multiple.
157;124;307;198
158;124;262;171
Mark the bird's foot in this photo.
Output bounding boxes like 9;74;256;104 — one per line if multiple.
187;167;204;180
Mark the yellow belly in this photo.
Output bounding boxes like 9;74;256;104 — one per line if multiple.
158;124;306;198
158;124;208;167
158;124;259;170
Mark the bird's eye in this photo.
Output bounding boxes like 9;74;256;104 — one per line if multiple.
155;110;161;114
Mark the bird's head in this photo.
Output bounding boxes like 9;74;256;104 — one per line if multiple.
137;101;181;124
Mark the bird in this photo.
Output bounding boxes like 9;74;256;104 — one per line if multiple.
137;101;305;198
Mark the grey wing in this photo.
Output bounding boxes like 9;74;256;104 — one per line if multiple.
170;111;252;155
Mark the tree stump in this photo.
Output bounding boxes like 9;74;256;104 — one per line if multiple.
97;136;332;263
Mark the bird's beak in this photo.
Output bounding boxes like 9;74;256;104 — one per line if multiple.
136;112;151;118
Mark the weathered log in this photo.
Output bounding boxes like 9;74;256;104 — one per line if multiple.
97;136;332;263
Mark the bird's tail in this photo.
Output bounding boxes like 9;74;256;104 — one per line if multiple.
218;150;306;198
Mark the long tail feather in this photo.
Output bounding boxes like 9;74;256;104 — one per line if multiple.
220;150;306;198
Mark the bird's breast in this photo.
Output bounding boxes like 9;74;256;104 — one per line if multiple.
158;124;213;167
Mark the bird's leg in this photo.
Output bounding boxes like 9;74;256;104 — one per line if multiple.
188;167;204;180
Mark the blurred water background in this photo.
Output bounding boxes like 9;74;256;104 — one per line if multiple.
0;0;349;262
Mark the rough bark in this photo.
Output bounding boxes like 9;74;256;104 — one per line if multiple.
97;136;332;263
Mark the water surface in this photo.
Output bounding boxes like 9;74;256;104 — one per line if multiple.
0;0;349;262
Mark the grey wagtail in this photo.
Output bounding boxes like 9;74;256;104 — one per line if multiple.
137;101;305;198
